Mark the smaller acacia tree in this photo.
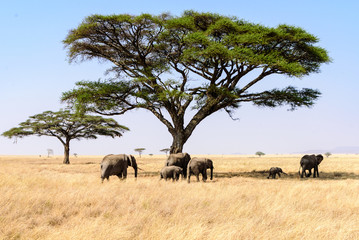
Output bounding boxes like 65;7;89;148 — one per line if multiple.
47;148;54;157
2;110;129;164
255;151;265;157
160;148;171;156
134;148;146;158
324;152;332;158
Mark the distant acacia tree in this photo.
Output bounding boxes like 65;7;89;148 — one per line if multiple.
62;11;330;154
255;151;265;157
160;148;171;156
324;152;332;158
2;110;129;164
47;148;54;158
134;148;146;158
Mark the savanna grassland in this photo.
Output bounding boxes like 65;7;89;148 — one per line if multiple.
1;154;359;240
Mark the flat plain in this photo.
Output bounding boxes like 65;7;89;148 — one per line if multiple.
1;154;359;239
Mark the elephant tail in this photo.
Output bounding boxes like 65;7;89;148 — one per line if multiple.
187;165;191;176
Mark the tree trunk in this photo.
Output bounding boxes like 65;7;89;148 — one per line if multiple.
167;104;213;154
63;142;70;164
169;130;187;154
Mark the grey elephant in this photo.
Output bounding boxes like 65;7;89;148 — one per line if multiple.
299;154;324;178
166;152;191;179
187;157;214;183
267;167;287;179
100;154;138;182
160;166;183;181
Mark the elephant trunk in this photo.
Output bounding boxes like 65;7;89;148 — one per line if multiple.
210;167;213;180
128;155;138;178
133;165;138;178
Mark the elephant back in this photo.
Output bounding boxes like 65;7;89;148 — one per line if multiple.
102;154;128;167
300;154;324;168
300;154;315;164
166;152;191;166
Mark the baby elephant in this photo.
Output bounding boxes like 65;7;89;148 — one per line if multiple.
160;166;183;181
267;167;287;179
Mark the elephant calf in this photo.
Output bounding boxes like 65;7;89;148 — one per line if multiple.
187;157;214;183
160;166;183;181
267;167;287;179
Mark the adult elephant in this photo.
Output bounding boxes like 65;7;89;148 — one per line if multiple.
187;157;214;183
166;152;191;179
101;154;138;182
299;154;324;178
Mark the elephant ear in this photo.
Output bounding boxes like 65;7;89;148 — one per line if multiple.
206;159;213;168
126;155;132;166
129;155;137;167
316;154;324;164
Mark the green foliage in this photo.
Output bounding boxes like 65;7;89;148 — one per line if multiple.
2;110;128;141
134;148;146;157
325;152;332;158
255;151;265;157
2;110;129;163
62;11;330;153
160;148;170;155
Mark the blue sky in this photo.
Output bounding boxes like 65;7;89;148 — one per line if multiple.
0;0;358;155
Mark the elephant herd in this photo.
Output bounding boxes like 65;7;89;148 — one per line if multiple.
268;154;324;179
100;153;324;182
100;152;213;183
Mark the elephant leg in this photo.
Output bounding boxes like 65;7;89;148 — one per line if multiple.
313;166;318;178
188;171;191;183
196;174;200;182
278;172;281;178
202;170;207;182
122;168;127;179
267;173;271;179
117;173;123;179
307;169;312;178
300;167;304;178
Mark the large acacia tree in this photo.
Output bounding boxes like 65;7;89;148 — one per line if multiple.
62;11;330;154
2;110;129;164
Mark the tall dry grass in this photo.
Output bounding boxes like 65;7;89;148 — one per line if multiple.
1;154;359;239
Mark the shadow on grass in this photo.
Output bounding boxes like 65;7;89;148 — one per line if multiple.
138;171;359;180
214;171;359;180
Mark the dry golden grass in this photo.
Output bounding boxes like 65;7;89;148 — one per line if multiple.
1;154;359;239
